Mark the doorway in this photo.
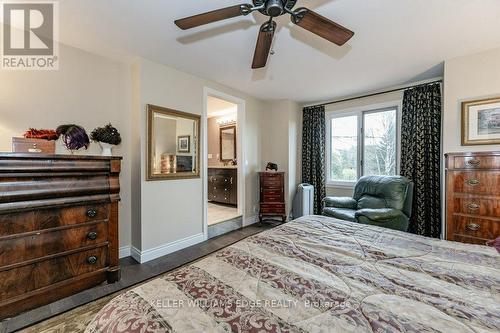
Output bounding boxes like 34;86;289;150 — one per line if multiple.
203;89;245;239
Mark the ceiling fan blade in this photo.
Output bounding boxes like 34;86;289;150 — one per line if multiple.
252;21;276;69
175;5;247;30
292;8;354;46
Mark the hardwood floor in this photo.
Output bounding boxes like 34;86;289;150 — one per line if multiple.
0;222;279;333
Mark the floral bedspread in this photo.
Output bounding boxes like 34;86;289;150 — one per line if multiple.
86;215;500;333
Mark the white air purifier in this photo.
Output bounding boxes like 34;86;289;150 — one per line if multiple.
292;183;314;219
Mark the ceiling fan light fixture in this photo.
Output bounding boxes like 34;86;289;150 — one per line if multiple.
266;0;284;17
174;1;355;69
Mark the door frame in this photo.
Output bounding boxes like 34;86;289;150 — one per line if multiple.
202;87;246;239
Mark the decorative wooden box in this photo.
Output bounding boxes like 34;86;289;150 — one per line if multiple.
12;137;56;154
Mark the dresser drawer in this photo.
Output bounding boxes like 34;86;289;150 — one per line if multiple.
0;246;107;302
263;193;283;203
210;192;231;204
262;189;283;202
0;158;110;173
451;155;500;170
451;195;500;216
262;179;282;188
210;175;234;185
451;215;499;241
451;171;500;195
260;203;285;214
260;173;284;189
0;204;109;237
262;189;282;197
452;235;490;245
0;176;111;203
0;221;108;267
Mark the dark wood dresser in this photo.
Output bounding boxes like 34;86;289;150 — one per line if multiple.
0;153;121;319
259;172;286;223
445;151;500;245
208;167;237;206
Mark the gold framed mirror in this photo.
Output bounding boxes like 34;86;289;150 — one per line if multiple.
147;104;200;181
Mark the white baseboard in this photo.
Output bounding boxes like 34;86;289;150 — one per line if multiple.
130;233;206;264
119;246;131;258
131;246;141;263
243;215;258;227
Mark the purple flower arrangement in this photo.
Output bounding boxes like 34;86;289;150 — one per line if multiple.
56;124;90;151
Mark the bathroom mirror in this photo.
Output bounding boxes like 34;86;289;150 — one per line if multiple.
147;104;200;180
220;126;236;162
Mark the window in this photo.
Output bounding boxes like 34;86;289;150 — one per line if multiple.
330;115;358;182
326;107;398;186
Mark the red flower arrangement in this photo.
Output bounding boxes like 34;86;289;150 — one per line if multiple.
23;128;59;141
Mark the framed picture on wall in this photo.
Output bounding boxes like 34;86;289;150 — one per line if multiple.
178;135;191;153
462;97;500;145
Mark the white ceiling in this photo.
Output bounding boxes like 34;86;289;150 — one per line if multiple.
207;96;237;118
59;0;500;103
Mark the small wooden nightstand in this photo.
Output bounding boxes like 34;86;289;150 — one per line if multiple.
259;172;286;223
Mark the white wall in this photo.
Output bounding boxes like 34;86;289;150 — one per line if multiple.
0;44;133;250
288;101;302;214
441;47;500;238
443;47;500;154
261;100;302;217
134;59;266;256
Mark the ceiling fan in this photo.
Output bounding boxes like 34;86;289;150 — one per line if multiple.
175;0;354;69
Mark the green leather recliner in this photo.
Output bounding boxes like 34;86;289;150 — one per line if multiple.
322;175;414;232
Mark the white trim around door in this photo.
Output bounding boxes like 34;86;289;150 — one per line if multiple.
202;88;246;240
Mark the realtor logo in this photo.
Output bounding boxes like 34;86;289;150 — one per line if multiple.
1;1;59;70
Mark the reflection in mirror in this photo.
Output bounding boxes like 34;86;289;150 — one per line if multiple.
220;126;236;161
147;105;200;180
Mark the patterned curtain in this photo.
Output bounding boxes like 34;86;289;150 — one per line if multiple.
302;105;326;215
401;83;442;238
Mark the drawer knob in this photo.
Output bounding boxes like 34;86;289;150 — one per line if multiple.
467;203;480;211
466;159;481;167
87;256;98;265
466;223;480;231
87;232;98;240
86;208;97;218
466;179;480;186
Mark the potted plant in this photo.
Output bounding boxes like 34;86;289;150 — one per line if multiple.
90;123;122;156
56;124;90;153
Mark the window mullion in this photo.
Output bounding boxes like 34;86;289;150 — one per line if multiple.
358;112;363;179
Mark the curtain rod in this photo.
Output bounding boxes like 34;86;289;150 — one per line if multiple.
308;79;443;108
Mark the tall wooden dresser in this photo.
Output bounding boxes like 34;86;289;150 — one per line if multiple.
445;152;500;245
259;172;286;223
0;153;121;319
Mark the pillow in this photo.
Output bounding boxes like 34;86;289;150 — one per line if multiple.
487;237;500;253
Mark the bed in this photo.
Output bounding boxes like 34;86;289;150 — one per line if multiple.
86;216;500;333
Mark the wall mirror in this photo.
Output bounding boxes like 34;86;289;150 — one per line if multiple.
220;125;236;162
147;104;200;180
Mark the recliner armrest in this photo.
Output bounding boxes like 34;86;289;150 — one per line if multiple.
323;197;357;209
355;208;405;221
